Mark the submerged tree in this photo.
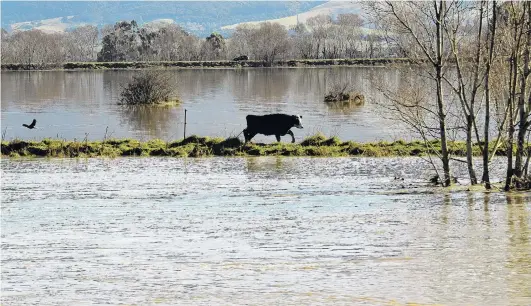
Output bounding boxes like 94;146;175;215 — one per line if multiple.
496;2;531;190
366;1;454;186
120;71;178;106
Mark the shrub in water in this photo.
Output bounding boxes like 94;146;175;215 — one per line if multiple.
324;80;365;104
120;71;178;105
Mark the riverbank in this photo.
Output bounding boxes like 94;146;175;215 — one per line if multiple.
1;58;415;71
1;134;510;158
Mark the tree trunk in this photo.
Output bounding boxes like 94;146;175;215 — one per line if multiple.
435;0;451;187
515;103;527;178
466;115;478;184
505;109;515;191
437;76;451;187
482;0;496;189
505;57;517;191
514;3;530;178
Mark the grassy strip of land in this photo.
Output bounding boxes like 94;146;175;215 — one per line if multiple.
0;134;514;158
1;58;415;71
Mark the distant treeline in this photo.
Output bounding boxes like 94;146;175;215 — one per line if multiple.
0;14;394;67
0;58;415;71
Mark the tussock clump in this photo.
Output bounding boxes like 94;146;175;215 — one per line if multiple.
212;137;243;155
301;133;327;146
348;145;364;155
246;147;263;156
393;139;407;146
181;135;209;145
189;144;212;157
301;134;341;147
27;145;49;156
150;148;169;156
323;136;341;146
121;147;143;156
220;137;243;148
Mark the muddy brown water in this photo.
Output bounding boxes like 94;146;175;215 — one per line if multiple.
1;67;409;143
2;157;530;305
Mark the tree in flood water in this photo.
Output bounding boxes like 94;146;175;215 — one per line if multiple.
367;0;531;190
495;2;531;190
366;1;454;186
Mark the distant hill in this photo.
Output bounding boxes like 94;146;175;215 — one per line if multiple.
0;1;326;37
223;1;369;31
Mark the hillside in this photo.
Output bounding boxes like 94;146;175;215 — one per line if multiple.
222;1;369;31
0;1;325;37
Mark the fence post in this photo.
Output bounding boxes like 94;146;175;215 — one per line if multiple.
184;109;187;139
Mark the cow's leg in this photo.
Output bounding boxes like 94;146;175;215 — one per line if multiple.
275;134;281;142
286;130;295;143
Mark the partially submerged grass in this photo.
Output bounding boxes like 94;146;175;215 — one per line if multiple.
0;135;516;158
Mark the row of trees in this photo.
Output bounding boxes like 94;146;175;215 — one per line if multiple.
1;13;388;65
1;25;99;64
367;1;530;190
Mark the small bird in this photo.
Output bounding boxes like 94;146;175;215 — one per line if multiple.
22;119;37;129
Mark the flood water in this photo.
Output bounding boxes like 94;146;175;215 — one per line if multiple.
1;68;408;142
2;157;530;305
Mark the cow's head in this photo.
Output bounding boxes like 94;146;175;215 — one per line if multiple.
293;115;303;129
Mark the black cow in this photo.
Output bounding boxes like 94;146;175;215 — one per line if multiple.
243;114;303;143
233;55;249;61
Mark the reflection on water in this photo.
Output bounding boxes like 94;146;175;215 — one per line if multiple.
1;157;530;305
506;195;531;304
325;101;365;116
118;105;181;140
1;68;407;142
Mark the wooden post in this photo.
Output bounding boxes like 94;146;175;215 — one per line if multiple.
184;109;187;139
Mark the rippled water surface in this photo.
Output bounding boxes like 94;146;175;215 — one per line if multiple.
1;68;408;142
1;157;530;305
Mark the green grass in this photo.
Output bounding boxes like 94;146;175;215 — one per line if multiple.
1;135;517;158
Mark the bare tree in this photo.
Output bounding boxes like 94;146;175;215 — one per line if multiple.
2;29;65;66
480;1;498;189
64;25;99;61
337;14;364;58
307;14;332;59
442;1;487;185
289;23;312;59
1;28;12;63
241;22;289;64
366;1;454;186
495;2;531;190
151;24;199;61
227;24;253;59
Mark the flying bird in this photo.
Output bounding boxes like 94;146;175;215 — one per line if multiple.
22;119;37;129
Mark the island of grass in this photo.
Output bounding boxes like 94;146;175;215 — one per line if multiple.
1;134;515;158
